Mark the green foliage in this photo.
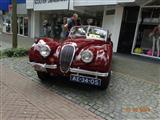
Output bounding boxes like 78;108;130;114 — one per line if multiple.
2;48;28;57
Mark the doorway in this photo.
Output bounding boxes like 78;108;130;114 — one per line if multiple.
117;6;139;54
18;16;28;36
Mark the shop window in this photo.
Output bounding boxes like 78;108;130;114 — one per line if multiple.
24;17;28;36
133;7;160;58
19;17;24;35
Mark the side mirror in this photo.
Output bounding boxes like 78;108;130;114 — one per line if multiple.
106;30;112;39
106;32;112;46
107;32;112;40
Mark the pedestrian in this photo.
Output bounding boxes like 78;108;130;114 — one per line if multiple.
149;24;160;56
52;18;62;40
60;17;68;40
43;20;49;37
64;13;79;36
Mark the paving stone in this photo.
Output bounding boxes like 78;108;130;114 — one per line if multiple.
0;56;159;120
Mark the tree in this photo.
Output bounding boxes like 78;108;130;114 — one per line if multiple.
12;0;17;48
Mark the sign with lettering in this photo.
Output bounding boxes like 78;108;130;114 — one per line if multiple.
34;0;71;11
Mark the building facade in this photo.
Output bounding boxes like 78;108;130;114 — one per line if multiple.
26;0;134;52
26;0;160;59
0;0;28;36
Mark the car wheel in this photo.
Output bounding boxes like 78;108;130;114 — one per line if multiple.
99;71;111;90
37;71;50;81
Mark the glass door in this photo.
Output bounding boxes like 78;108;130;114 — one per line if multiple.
17;16;28;36
19;17;24;35
24;17;28;36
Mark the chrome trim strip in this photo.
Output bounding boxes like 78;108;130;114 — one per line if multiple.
28;62;57;69
29;62;109;77
70;68;109;77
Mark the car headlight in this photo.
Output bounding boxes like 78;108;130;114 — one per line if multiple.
36;40;51;58
39;45;51;58
81;50;93;63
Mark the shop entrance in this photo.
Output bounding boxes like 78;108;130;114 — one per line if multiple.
132;0;160;59
117;6;139;54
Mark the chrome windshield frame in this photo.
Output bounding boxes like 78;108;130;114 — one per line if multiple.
69;25;108;41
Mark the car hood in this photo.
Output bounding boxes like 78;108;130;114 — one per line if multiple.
62;38;107;52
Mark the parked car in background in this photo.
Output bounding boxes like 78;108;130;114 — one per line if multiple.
29;25;113;89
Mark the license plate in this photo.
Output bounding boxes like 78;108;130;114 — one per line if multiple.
70;74;101;86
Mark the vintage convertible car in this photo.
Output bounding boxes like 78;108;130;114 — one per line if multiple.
29;25;113;89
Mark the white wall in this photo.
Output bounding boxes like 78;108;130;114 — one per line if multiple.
117;0;135;3
74;0;117;6
69;0;74;10
30;11;40;38
112;6;124;52
26;0;34;9
74;0;135;6
102;7;115;33
17;4;27;14
102;6;124;52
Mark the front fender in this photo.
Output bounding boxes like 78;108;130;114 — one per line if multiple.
72;44;112;72
29;39;60;64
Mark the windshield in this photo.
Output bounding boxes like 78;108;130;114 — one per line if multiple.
69;26;108;41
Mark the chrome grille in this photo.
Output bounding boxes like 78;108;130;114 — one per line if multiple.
60;45;75;73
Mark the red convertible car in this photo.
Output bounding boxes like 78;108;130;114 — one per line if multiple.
29;26;113;89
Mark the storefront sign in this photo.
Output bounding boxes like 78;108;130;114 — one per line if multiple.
34;0;67;4
34;0;70;11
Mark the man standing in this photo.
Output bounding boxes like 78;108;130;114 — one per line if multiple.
64;13;79;37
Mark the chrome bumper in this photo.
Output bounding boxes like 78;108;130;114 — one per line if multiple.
70;68;109;77
29;62;57;69
29;62;109;77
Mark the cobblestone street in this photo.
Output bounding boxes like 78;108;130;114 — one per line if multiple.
0;55;159;120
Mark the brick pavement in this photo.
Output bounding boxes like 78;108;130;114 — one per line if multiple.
0;65;103;120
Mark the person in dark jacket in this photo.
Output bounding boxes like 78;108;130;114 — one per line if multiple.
53;19;62;40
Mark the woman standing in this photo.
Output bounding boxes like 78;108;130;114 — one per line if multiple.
60;17;68;40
